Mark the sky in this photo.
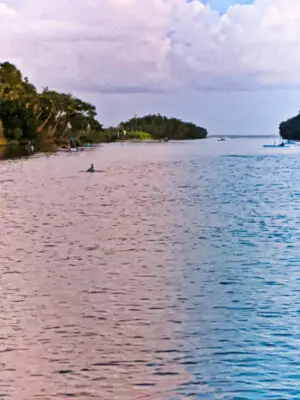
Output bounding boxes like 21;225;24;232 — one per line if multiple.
1;0;300;135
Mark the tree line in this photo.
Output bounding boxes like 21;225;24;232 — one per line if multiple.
0;62;102;146
106;114;208;141
279;112;300;140
0;62;208;146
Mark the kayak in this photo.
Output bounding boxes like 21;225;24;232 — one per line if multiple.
263;144;292;148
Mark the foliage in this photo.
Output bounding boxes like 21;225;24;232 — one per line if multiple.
87;128;119;143
116;114;208;140
279;113;300;140
0;62;103;145
122;131;152;140
83;129;152;143
0;62;208;147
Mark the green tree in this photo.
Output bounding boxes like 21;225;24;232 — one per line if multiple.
0;61;103;146
115;114;207;140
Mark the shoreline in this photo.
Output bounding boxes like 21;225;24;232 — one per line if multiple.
0;137;209;160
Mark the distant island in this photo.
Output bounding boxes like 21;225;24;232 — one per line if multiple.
279;113;300;141
104;115;208;142
0;62;208;149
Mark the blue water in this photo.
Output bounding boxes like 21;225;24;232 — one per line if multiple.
168;141;300;399
1;137;300;399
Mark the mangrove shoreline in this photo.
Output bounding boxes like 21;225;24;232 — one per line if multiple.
0;62;208;148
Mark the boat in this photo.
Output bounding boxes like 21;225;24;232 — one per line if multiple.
58;147;84;152
68;147;85;152
262;138;298;148
286;140;298;145
218;137;226;142
263;143;292;148
263;144;288;148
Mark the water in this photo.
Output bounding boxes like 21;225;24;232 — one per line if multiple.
0;138;299;399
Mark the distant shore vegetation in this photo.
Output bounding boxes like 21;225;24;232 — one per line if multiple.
279;112;300;140
105;115;208;142
0;62;208;148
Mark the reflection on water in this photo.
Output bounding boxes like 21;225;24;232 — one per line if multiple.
0;139;300;399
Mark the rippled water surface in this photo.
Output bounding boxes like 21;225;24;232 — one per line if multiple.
1;138;300;399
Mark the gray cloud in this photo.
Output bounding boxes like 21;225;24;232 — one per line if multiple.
1;0;300;94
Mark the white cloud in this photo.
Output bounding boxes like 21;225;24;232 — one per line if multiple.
1;0;300;94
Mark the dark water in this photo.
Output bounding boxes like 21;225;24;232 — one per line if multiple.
1;139;300;399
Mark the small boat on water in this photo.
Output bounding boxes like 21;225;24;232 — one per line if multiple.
218;137;226;142
263;144;292;148
263;140;295;148
59;147;85;152
71;147;85;152
286;140;298;145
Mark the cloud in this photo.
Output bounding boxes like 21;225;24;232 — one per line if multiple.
0;0;300;94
